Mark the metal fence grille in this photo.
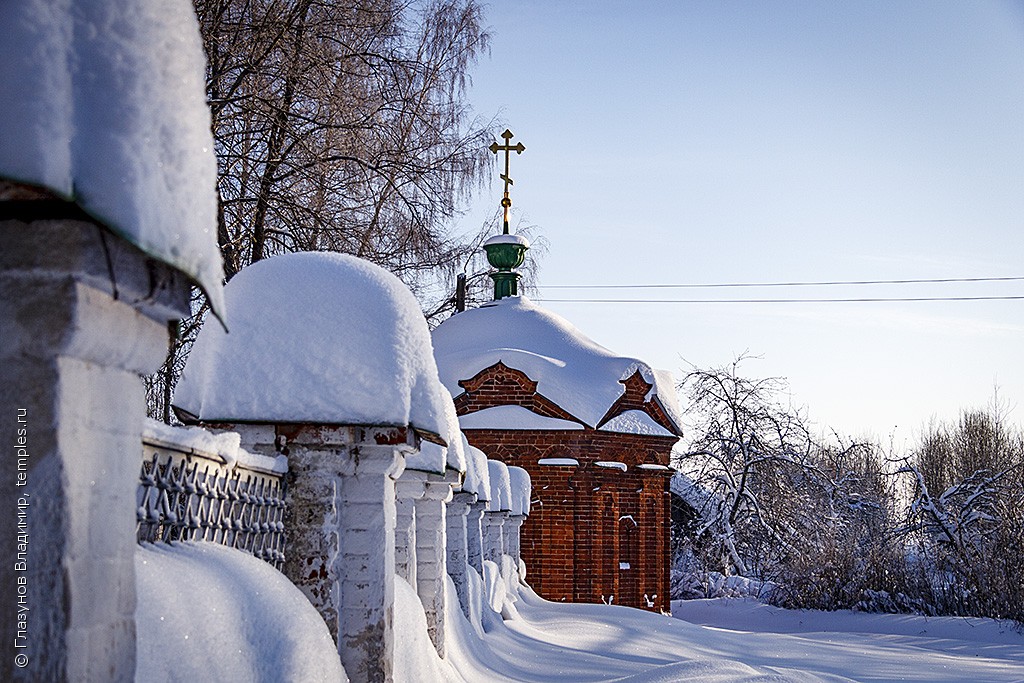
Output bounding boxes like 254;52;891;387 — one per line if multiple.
137;437;287;568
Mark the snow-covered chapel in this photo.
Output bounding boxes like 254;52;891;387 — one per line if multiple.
432;143;683;611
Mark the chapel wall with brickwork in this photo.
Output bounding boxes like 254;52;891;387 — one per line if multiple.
455;362;678;613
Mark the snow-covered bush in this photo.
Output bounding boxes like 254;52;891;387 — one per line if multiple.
897;405;1024;623
674;360;1023;625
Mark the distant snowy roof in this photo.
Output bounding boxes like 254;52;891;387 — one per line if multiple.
0;0;225;318
174;252;449;439
432;296;683;432
459;405;584;431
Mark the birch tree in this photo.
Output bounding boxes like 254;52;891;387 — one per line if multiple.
148;0;499;419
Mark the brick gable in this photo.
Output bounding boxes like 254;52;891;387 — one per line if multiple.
595;369;681;436
453;362;584;425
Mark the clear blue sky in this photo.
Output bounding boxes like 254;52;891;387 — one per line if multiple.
459;0;1024;442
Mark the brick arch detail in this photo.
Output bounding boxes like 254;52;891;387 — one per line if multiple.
453;361;586;425
596;370;680;436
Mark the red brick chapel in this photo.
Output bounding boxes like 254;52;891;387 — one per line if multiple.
431;131;682;611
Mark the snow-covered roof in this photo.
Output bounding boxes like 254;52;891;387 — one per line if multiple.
486;460;512;512
459;405;584;431
174;252;449;440
507;466;532;516
0;0;225;318
599;409;676;437
483;233;530;248
432;296;683;433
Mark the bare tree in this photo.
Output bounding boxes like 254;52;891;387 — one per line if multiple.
148;0;505;421
196;0;496;281
675;356;821;582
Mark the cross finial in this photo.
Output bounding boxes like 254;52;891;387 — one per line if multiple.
489;129;525;234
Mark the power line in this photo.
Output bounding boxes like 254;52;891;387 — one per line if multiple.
536;295;1024;304
539;275;1024;290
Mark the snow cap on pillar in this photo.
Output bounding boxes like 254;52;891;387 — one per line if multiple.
461;437;491;500
507;466;531;516
174;251;450;441
0;0;226;320
486;460;512;512
406;392;465;475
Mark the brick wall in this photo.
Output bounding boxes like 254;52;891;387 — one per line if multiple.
462;427;676;613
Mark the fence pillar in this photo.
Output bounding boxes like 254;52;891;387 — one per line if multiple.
508;514;526;570
415;474;456;656
466;501;486;575
271;424;411;683
0;215;189;682
446;491;476;617
394;477;424;587
482;510;509;565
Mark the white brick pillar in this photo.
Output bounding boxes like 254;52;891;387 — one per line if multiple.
268;424;412;683
415;474;456;656
482;510;509;564
0;215;190;683
338;436;408;683
446;491;476;617
394;479;424;587
508;514;526;569
466;501;486;574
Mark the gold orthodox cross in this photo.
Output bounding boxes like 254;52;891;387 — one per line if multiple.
489;129;525;234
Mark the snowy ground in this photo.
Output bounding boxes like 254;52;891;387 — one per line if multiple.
435;582;1024;682
139;543;1024;682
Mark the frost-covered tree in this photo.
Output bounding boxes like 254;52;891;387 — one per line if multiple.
675;363;1023;624
674;358;906;611
773;439;909;612
897;404;1024;621
675;357;822;583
